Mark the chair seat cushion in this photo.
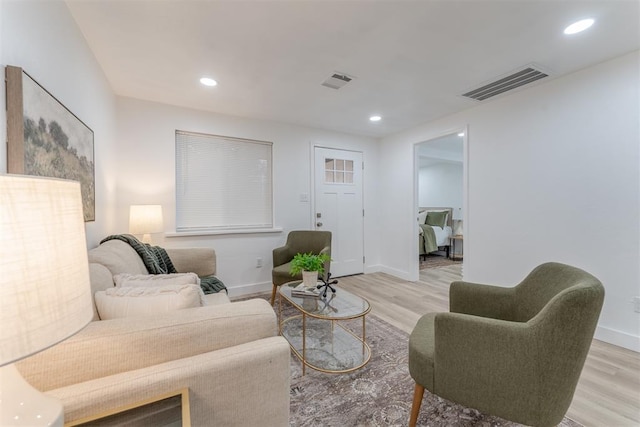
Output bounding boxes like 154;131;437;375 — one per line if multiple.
409;312;436;391
272;261;301;286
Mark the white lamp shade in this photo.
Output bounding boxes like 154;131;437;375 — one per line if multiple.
453;219;464;236
129;205;164;234
0;175;93;366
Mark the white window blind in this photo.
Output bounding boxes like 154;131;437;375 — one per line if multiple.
176;130;273;232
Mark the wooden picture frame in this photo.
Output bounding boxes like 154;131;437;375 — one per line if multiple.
64;388;191;427
6;65;95;221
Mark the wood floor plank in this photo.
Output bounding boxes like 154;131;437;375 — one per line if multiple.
337;266;640;427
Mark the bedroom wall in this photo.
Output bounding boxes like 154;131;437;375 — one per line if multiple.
418;162;463;218
380;51;640;351
0;0;118;248
115;97;380;296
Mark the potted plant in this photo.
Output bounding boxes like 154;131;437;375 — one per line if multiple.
290;252;331;287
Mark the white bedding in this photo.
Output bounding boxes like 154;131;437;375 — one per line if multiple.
434;225;452;246
419;225;452;246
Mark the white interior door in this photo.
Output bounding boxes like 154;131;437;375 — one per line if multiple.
314;147;364;277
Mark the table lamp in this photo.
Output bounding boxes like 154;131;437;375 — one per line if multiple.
0;175;93;426
129;204;163;244
453;219;463;236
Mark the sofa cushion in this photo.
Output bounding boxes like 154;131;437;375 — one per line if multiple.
94;284;204;320
114;272;200;287
88;240;148;276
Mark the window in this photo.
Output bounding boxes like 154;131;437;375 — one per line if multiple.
175;130;273;232
324;158;354;184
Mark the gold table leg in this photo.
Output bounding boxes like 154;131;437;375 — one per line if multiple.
302;312;306;376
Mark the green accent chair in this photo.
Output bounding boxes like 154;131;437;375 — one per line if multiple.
271;230;332;305
408;262;605;427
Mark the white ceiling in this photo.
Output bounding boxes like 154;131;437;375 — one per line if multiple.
66;0;640;138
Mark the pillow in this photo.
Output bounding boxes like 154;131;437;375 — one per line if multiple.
425;210;448;228
417;210;428;224
95;284;204;320
114;273;200;288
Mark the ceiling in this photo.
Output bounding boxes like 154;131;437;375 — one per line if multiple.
66;1;640;138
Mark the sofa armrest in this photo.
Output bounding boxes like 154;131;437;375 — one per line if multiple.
49;337;290;427
18;299;277;391
449;280;516;320
165;247;216;277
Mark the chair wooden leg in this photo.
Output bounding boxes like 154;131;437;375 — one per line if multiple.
270;284;278;306
409;383;425;427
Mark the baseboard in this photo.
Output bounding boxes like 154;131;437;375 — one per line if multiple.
227;281;272;298
363;264;383;275
379;265;412;281
594;325;640;352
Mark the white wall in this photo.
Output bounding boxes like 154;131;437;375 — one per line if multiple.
0;0;118;247
115;97;380;296
381;51;640;351
418;162;463;217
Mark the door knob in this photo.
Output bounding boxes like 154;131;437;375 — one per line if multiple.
316;222;323;227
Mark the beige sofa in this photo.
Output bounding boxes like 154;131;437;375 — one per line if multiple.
17;240;291;426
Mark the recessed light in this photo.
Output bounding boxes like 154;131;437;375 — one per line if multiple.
200;77;218;87
564;18;594;35
369;115;381;122
458;132;465;137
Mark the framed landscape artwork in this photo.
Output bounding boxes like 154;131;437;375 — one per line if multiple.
6;65;95;221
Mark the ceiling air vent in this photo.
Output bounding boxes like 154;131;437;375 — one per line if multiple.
321;72;354;90
462;66;549;101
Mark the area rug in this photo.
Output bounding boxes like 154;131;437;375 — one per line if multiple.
420;253;462;270
239;294;582;427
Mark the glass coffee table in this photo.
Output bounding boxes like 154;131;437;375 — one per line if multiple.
279;280;371;375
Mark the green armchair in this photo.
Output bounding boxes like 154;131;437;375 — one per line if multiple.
271;230;332;305
408;262;605;427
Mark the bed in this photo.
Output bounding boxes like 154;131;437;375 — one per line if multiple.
418;207;453;260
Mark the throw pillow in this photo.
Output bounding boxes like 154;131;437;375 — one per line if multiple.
417;210;428;224
95;284;204;320
114;272;200;287
426;210;448;228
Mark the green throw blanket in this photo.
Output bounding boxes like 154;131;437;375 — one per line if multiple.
419;224;438;254
100;234;227;294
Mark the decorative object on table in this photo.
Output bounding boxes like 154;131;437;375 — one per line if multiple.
129;204;164;244
290;252;331;288
0;175;94;427
316;272;339;298
291;282;323;298
5;65;95;222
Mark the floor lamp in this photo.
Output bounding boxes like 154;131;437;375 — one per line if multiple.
0;175;93;426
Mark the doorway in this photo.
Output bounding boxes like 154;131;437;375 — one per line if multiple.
414;130;466;278
313;147;364;277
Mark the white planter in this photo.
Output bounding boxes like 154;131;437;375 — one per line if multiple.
302;270;318;288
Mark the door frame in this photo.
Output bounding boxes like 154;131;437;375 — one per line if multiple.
310;143;365;274
411;126;469;281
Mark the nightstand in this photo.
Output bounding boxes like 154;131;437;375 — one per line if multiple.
450;235;463;260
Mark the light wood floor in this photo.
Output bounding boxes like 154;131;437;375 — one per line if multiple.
337;266;640;427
